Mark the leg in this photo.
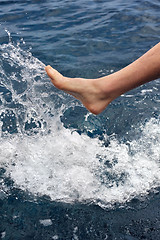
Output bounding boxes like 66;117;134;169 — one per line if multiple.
45;42;160;115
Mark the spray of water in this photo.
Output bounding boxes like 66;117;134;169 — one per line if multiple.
0;36;160;209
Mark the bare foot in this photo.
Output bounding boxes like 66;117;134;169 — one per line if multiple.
45;44;160;114
45;65;114;115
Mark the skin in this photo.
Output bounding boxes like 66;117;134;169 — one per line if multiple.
45;42;160;115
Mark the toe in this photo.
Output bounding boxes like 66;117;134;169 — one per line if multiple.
45;66;64;89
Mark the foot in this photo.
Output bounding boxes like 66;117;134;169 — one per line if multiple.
45;66;115;115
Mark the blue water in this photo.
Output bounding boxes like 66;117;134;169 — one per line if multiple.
0;0;160;239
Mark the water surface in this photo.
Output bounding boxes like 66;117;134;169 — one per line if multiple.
0;0;160;239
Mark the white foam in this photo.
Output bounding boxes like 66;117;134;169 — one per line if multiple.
0;40;160;209
0;118;160;208
141;89;153;95
73;226;79;240
39;219;53;226
1;232;6;239
52;235;59;240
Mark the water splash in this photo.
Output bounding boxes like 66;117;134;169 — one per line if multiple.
5;29;11;43
0;38;160;209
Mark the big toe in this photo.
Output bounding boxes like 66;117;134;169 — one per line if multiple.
45;65;64;89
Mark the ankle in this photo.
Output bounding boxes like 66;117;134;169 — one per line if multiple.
94;75;118;102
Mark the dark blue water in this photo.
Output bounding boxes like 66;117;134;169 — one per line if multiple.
0;0;160;239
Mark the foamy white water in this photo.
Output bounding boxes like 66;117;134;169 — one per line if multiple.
0;117;160;207
0;40;160;208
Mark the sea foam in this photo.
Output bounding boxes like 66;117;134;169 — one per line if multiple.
0;40;160;209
